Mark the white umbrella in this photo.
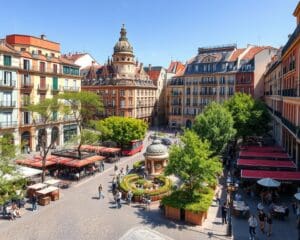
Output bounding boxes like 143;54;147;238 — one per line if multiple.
294;193;300;200
257;178;280;187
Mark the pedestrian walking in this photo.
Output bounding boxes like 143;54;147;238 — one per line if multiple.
248;214;258;240
114;164;118;173
112;177;117;193
221;202;227;224
116;191;122;208
258;209;266;234
101;161;105;172
126;164;129;174
98;184;104;199
266;212;272;237
31;193;37;211
127;190;133;205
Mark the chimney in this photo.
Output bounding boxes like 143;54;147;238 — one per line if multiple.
40;34;46;40
148;64;152;71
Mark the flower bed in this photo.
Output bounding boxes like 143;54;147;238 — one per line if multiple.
118;174;172;202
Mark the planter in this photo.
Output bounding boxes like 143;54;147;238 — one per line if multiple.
165;205;180;221
185;210;208;225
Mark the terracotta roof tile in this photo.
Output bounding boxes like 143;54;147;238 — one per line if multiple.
242;47;266;60
167;61;185;74
145;69;161;81
0;41;19;55
62;53;86;61
229;48;245;61
60;57;80;67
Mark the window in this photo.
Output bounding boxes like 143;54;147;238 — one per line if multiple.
4;71;12;84
120;90;125;96
51;53;55;58
40;62;45;72
53;64;57;73
38;50;42;55
120;100;125;108
23;59;30;70
20;48;26;51
3;55;11;66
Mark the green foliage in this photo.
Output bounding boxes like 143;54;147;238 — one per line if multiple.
58;91;103;127
119;174;172;197
193;102;236;154
162;188;214;213
133;160;145;170
93;116;148;146
0;136;26;205
164;130;222;198
225;93;270;138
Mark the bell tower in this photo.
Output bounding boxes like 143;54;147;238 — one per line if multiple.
112;24;136;77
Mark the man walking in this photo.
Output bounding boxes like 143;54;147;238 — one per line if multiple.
117;190;122;208
98;184;104;199
101;161;105;172
32;193;37;211
221;202;227;224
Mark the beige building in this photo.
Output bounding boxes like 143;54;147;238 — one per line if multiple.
0;34;81;152
82;25;157;123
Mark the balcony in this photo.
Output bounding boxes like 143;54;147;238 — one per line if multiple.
51;86;61;94
0;80;16;89
282;89;298;97
37;84;49;93
63;86;80;92
21;82;34;93
171;92;182;96
0;121;17;128
0;101;16;109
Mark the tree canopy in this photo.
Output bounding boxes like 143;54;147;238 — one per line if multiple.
225;93;270;138
93;116;148;147
164;130;222;198
193;102;236;154
58;91;103;157
0;135;25;205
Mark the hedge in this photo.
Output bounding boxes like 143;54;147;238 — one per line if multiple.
118;174;172;197
161;188;214;213
132;160;145;170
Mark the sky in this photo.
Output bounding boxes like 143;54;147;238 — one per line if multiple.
1;0;299;67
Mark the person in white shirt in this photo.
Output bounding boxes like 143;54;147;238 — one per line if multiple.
248;214;258;240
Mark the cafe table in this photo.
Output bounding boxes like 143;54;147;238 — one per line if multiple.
233;201;250;217
36;186;60;201
27;183;47;198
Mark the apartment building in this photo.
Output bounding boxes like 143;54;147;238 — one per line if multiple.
0;34;81;152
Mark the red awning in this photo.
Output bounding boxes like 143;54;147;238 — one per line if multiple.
62;155;105;168
237;159;296;169
241;169;300;181
239;151;290;159
240;146;284;153
99;147;121;154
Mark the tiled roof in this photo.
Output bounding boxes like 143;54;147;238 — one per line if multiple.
167;61;185;74
60;57;80;66
242;46;266;60
144;67;162;81
0;40;19;55
62;53;86;61
175;65;186;77
229;48;245;61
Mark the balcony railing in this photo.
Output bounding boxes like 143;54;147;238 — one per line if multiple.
282;117;297;134
51;86;61;94
0;80;16;88
0;121;17;128
37;84;49;92
282;89;298;97
63;86;80;92
0;101;16;108
21;82;34;92
171;102;181;106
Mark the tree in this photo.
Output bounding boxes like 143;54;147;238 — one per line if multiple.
93;116;148;147
164;130;222;198
225;93;270;139
58;91;103;157
0;135;24;205
193;102;236;155
26;98;66;182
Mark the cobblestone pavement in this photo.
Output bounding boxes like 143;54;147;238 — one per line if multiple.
0;131;233;240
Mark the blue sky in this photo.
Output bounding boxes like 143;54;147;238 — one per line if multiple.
1;0;299;67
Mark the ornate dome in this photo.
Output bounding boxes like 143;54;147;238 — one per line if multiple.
113;24;133;54
145;139;168;156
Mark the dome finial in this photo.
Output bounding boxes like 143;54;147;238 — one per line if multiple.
119;24;127;41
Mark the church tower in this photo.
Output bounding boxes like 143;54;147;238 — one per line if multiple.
112;24;136;77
